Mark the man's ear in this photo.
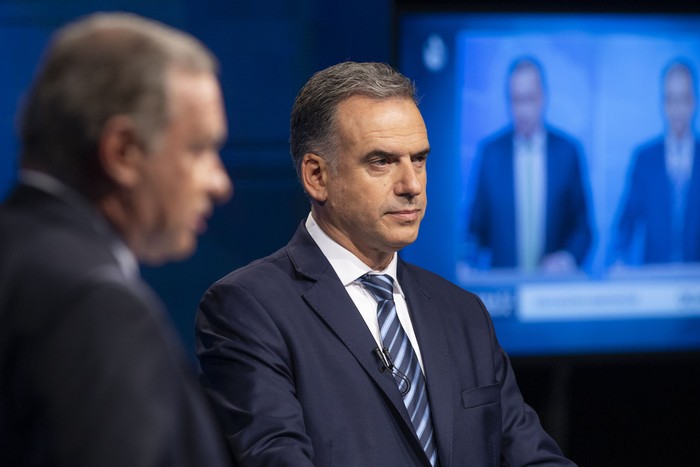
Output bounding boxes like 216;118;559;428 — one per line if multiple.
301;152;329;202
98;115;145;187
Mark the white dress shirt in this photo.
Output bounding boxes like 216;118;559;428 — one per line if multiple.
305;213;426;370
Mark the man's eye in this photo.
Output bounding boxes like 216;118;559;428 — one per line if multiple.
370;158;390;166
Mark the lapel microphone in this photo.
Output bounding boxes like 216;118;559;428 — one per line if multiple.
373;347;412;396
373;347;393;372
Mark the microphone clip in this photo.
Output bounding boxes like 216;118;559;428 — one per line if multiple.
373;347;411;396
373;347;394;373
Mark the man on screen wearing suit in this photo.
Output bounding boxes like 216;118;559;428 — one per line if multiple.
613;59;700;265
196;61;574;466
0;13;233;467
466;57;592;272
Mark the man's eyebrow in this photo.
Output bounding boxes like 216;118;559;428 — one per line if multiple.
361;150;394;162
413;147;431;157
361;147;431;161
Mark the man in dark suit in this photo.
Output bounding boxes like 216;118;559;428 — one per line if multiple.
466;57;592;272
196;61;574;466
613;59;700;265
0;13;233;467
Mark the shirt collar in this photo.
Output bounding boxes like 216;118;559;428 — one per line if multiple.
20;170;140;282
666;133;695;153
305;212;404;297
514;128;546;151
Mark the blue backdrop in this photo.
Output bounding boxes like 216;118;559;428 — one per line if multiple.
0;0;392;359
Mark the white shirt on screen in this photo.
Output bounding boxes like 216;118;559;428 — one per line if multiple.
514;130;546;270
665;134;695;188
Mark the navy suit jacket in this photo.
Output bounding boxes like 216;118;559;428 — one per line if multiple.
615;137;700;264
467;128;592;269
196;223;574;466
0;183;229;467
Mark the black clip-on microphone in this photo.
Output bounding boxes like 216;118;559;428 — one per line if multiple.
373;347;411;396
374;347;393;372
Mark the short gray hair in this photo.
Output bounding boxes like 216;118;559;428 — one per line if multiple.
290;61;417;180
18;12;217;196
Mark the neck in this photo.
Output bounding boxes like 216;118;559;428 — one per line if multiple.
97;193;141;260
670;128;692;141
311;209;394;271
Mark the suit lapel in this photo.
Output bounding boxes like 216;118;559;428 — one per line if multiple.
303;271;415;413
398;260;454;467
287;224;423;452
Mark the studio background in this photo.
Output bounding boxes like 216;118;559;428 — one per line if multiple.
1;1;699;465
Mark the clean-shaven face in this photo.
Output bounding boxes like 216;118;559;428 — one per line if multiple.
316;95;429;269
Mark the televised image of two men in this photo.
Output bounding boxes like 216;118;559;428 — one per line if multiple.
464;57;700;273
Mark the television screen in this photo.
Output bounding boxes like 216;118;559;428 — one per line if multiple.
397;12;700;356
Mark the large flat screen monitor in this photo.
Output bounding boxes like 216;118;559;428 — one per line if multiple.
397;11;700;356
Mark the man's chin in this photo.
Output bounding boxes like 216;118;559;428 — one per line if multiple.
138;237;197;266
389;230;420;250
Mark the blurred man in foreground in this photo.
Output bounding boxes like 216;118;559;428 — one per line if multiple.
0;12;233;467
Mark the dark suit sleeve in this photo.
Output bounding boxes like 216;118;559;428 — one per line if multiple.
196;280;315;467
459;291;574;466
483;319;575;465
32;280;229;467
496;349;575;466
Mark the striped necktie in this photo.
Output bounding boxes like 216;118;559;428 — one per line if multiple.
359;274;438;466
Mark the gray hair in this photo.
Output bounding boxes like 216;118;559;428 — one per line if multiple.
290;61;417;180
18;12;217;196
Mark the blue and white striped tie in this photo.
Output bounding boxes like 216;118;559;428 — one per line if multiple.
360;274;438;466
